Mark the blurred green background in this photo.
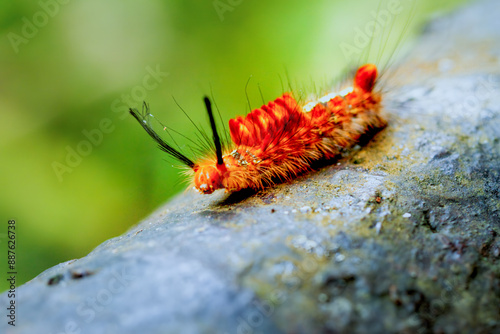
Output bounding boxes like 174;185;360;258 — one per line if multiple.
0;0;468;292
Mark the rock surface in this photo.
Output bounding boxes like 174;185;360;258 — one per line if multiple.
2;0;500;333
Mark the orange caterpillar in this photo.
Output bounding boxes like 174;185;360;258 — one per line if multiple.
130;64;385;194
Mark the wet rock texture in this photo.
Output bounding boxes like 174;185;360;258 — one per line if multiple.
2;0;500;333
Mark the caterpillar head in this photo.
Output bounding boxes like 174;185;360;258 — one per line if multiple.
193;163;227;194
130;97;228;195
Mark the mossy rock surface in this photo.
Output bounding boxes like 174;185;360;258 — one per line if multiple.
2;0;500;333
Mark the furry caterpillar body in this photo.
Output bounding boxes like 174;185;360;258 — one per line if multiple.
130;64;385;194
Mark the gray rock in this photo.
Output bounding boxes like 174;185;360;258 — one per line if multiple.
2;0;500;333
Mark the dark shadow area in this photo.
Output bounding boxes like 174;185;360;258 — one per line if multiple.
216;188;258;206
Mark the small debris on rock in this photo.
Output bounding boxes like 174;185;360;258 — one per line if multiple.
71;270;94;280
47;274;64;286
335;253;345;262
300;206;312;213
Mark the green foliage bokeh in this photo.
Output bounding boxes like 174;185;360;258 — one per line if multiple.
0;0;467;292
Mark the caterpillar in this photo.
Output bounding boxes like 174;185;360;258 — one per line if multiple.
129;63;385;194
